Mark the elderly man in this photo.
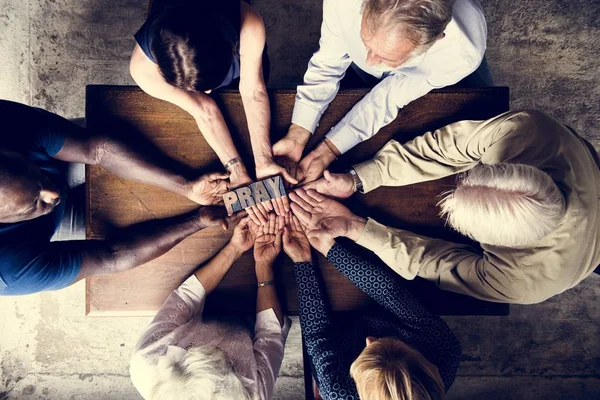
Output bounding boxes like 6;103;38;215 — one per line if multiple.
290;110;600;304
0;100;232;295
273;0;489;184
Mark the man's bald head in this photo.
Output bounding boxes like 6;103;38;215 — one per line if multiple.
0;150;61;223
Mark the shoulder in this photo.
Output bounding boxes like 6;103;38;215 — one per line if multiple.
423;0;486;83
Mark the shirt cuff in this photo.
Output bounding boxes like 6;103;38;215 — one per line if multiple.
356;218;391;252
325;122;361;154
352;159;384;193
292;101;322;134
256;309;292;340
175;275;207;306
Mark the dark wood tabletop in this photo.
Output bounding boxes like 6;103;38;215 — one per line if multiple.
85;85;510;317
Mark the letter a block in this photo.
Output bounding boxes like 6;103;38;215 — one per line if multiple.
223;175;287;215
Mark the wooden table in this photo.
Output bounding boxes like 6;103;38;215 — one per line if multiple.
85;85;510;317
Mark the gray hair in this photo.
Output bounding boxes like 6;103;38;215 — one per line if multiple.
362;0;454;50
439;163;566;247
151;345;253;400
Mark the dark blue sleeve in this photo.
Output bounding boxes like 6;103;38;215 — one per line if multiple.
326;242;462;391
0;101;68;156
32;108;75;156
0;241;82;295
292;261;359;400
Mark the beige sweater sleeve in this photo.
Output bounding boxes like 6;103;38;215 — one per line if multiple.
352;112;525;193
351;111;569;303
356;218;547;304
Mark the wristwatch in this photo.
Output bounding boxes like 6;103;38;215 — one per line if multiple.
348;168;364;194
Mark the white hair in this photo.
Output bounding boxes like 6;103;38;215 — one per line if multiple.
151;345;253;400
439;163;566;247
362;0;454;52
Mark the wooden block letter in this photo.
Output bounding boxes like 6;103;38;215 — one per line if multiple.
264;176;286;199
251;181;271;204
236;187;256;208
223;191;240;215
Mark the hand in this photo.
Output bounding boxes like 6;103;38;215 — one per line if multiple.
272;124;311;183
273;124;311;164
186;172;230;205
256;158;299;187
306;228;336;257
253;213;283;265
195;206;229;230
302;170;356;199
282;212;312;263
256;159;298;217
296;140;338;185
229;216;257;253
289;188;367;241
228;162;253;190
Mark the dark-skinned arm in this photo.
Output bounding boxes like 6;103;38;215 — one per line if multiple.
54;207;229;282
54;129;200;199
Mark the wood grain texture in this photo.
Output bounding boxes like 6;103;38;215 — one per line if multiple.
85;86;510;317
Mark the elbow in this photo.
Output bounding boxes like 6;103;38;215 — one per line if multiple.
191;96;221;126
87;241;126;275
85;136;111;165
240;82;268;103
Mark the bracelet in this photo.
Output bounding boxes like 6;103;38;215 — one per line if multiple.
322;138;339;160
257;280;275;288
224;157;242;170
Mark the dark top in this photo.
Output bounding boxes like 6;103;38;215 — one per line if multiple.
0;101;81;295
134;0;242;90
293;242;462;400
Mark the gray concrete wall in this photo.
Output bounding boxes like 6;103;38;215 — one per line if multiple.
0;1;599;399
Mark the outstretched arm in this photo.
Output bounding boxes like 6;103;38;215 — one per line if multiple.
130;215;248;399
63;207;231;282
282;213;359;399
129;44;251;188
48;111;229;205
352;111;548;193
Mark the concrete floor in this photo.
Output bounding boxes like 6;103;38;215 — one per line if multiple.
0;0;599;399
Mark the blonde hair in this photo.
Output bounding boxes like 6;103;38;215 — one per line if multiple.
151;345;252;400
439;163;566;247
350;338;445;400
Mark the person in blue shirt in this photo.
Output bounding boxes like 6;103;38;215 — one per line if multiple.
281;212;462;400
130;0;296;224
0;100;232;296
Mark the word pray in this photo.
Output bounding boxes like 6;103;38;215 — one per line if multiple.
223;175;287;215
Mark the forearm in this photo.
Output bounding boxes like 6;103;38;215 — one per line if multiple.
92;136;192;196
241;87;273;165
194;244;243;294
325;242;435;324
292;261;332;338
255;261;284;326
292;0;351;133
194;107;243;167
79;209;206;276
352;118;500;192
